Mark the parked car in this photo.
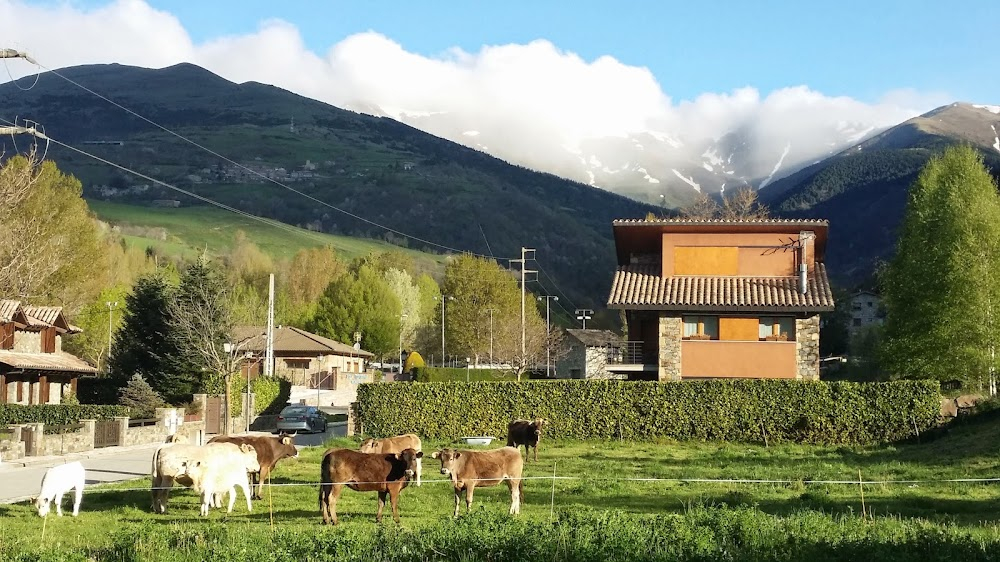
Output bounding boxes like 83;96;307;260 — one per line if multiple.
275;405;328;434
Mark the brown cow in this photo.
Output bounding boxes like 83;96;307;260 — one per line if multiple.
208;433;298;499
430;446;523;517
359;433;423;485
506;418;547;462
318;448;422;525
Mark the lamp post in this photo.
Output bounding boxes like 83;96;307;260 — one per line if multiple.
399;313;408;378
435;295;454;367
537;295;558;377
222;342;235;436
466;357;471;383
105;301;118;369
575;308;594;330
482;308;497;367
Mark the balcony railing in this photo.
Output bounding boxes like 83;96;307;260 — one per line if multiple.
606;341;648;365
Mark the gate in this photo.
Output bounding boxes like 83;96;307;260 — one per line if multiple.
93;420;120;448
205;396;223;434
21;426;34;456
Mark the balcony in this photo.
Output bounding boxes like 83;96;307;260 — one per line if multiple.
605;341;657;374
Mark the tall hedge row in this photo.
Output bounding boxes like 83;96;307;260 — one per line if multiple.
414;366;518;382
0;404;133;427
356;379;941;445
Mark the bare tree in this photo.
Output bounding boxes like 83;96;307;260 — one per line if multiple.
720;187;770;220
678;192;720;219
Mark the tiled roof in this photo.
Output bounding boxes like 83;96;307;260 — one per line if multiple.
21;306;63;326
613;218;829;226
0;350;97;373
607;263;835;311
0;300;20;322
235;326;375;358
566;329;621;347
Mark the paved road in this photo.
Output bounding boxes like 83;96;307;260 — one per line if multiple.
0;423;347;505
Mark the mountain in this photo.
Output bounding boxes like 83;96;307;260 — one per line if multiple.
375;104;890;209
0;63;657;309
761;103;1000;284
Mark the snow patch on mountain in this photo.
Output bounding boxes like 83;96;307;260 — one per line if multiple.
758;143;791;189
702;163;713;172
992;125;1000;154
462;130;480;137
671;169;701;193
845;125;876;144
974;104;1000;115
636;167;660;184
648;131;683;148
586;170;596;185
702;147;724;167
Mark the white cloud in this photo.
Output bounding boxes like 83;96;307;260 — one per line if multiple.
0;0;945;193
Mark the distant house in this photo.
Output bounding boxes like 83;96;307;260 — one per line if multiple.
233;326;375;388
849;291;884;335
0;300;96;404
606;218;835;380
556;329;626;380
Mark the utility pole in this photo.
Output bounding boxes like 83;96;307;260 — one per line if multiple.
264;273;275;378
482;308;497;366
575;309;594;330
105;301;118;370
436;295;454;367
0;49;37;64
399;313;408;376
509;248;536;380
538;296;558;377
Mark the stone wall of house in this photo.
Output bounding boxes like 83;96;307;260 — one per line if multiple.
34;420;95;456
658;315;682;381
796;315;821;380
584;347;626;380
555;346;586;379
12;331;40;353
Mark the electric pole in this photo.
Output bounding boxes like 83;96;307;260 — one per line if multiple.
509;248;536;380
538;295;558;377
575;309;594;330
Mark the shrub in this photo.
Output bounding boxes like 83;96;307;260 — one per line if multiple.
413;366;517;382
117;374;165;418
356;379;941;445
252;376;291;415
0;404;132;426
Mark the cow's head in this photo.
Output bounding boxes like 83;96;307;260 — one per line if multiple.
358;438;378;454
430;448;461;476
532;418;548;435
239;444;262;472
394;448;423;480
32;496;50;517
277;434;299;459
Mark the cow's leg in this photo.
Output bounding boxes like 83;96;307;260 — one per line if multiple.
226;485;237;513
72;484;83;517
465;485;475;514
319;484;331;525
389;488;401;524
54;492;64;517
253;468;265;500
239;478;253;512
533;443;538;462
376;490;387;523
452;487;461;518
199;489;210;517
328;484;343;525
507;478;521;515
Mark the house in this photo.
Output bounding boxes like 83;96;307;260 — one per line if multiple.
556;329;627;380
849;291;884;335
233;326;375;388
606;218;835;380
0;300;96;404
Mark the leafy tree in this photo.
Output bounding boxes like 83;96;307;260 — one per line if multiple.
225;230;273;287
281;246;344;324
383;268;421;348
881;146;1000;386
118;374;166;418
63;284;130;373
308;264;401;358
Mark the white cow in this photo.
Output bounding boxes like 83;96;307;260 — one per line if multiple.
33;461;86;517
184;447;261;516
150;442;258;514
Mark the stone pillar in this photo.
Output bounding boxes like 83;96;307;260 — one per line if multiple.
658;315;683;381
192;394;208;420
7;424;23;443
114;416;129;447
79;419;96;451
347;402;360;437
795;315;821;380
27;423;43;456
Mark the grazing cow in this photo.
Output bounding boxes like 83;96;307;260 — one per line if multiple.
33;461;86;517
359;433;423;486
430;447;523;517
150;442;258;514
506;418;548;462
318;447;422;525
208;433;299;499
184;449;261;516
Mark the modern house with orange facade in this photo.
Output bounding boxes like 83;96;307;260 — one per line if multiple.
606;219;835;380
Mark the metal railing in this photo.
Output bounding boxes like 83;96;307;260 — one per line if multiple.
606;341;647;365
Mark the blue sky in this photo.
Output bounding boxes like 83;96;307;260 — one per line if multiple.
128;0;996;104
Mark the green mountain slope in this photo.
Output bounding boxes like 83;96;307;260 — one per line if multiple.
0;63;656;307
761;103;1000;283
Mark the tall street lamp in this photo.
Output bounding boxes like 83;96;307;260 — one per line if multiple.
537;296;558;377
435;295;454;367
105;301;118;370
482;308;497;367
399;313;408;378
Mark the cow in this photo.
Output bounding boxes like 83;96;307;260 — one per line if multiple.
430;446;523;517
208;433;299;499
32;461;86;517
359;433;423;486
318;447;422;525
150;442;258;514
183;450;261;516
506;418;548;462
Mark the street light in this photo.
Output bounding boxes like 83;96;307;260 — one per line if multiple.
435;295;454;367
399;313;408;379
537;296;558;377
105;301;118;370
575;308;594;330
482;308;497;367
466;357;471;382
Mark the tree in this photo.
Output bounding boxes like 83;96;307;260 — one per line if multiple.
881;146;1000;387
0;154;109;310
63;284;130;373
281;246;344;324
383;268;421;349
118;374;166;418
679;188;769;221
308;264;401;358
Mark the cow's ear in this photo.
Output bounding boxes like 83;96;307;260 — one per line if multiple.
454;451;461;458
240;444;254;453
281;437;292;445
430;451;440;459
415;451;424;458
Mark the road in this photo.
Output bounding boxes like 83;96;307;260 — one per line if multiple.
0;423;347;505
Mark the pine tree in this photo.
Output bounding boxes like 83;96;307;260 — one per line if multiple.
881;146;1000;386
118;374;165;417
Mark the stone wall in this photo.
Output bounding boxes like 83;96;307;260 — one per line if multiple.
658;315;682;381
35;420;95;456
795;315;821;380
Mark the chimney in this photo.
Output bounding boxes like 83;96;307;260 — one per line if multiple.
799;231;814;295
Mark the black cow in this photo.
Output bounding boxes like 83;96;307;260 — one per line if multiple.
506;418;547;462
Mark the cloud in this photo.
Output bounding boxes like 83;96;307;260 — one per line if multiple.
0;0;944;194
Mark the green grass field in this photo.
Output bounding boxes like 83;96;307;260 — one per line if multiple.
89;200;447;273
4;415;1000;560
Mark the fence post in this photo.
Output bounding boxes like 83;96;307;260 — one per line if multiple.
7;424;23;443
114;416;129;447
28;423;44;456
347;402;359;437
79;419;96;452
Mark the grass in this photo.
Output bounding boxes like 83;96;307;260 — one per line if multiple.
5;414;1000;559
89;200;448;271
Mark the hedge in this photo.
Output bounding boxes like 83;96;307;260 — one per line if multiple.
414;366;518;382
0;404;133;427
356;379;941;445
253;376;291;415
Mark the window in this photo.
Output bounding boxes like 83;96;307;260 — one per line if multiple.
683;316;719;340
284;359;310;370
852;318;862;327
759;317;795;341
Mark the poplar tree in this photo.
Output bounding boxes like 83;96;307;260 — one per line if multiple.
881;146;1000;386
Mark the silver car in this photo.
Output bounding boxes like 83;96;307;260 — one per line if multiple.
275;405;328;434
